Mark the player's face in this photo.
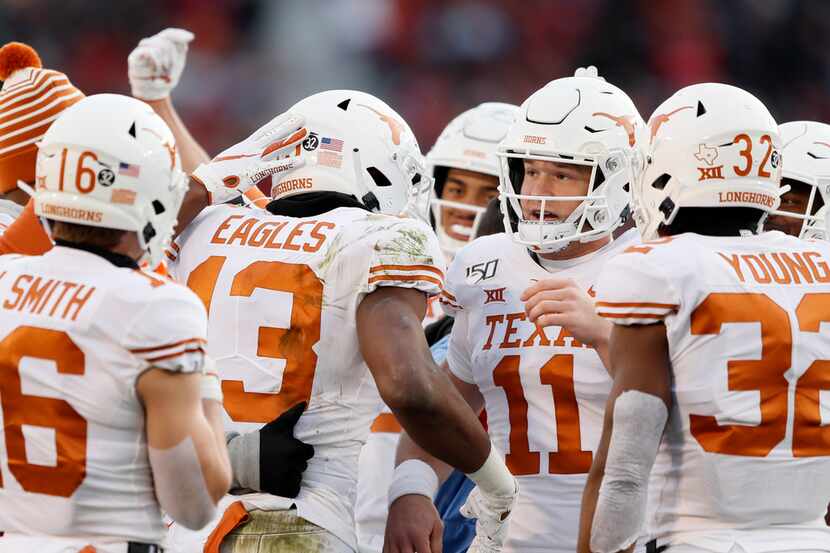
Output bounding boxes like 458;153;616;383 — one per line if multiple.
519;159;593;223
766;179;819;236
440;168;499;241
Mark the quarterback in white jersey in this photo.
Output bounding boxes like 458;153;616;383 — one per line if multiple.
162;88;518;553
386;69;646;553
582;84;830;553
0;94;231;553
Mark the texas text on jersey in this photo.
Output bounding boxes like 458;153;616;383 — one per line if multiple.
440;228;638;552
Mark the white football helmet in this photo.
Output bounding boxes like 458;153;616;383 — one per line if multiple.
33;93;187;266
635;83;782;240
266;90;431;221
766;121;830;240
426;102;518;255
497;76;645;253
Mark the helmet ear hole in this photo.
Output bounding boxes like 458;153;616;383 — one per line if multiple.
652;173;671;191
152;200;165;215
366;166;392;187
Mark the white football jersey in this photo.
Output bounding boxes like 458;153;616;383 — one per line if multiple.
167;204;444;550
0;246;207;547
596;231;830;550
442;229;639;553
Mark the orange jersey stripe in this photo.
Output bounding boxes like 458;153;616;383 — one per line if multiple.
369;263;444;279
129;337;206;354
145;346;205;364
440;289;457;302
367;274;443;287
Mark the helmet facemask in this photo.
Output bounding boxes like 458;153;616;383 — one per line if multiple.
430;197;487;253
766;177;828;239
497;148;632;254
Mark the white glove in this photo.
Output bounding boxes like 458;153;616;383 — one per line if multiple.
192;113;309;205
128;28;194;100
574;65;606;81
460;479;518;553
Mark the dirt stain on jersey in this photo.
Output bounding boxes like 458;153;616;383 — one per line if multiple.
375;225;434;264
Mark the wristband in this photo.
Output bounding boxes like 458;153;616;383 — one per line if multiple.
388;459;439;506
465;444;515;496
200;372;223;403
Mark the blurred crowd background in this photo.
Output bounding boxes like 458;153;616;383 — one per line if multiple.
2;0;828;155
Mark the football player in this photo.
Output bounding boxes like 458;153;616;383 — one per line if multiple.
764;120;829;240
428;102;519;258
356;102;517;553
155;87;518;553
581;83;830;553
385;72;646;553
0;41;83;245
0;94;231;553
123;29;517;552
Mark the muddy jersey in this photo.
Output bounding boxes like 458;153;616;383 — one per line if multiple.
596;231;830;551
168;204;444;550
0;246;207;545
441;229;639;553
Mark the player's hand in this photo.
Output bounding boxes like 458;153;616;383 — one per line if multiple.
226;402;314;498
128;28;194;100
460;480;517;553
384;494;443;553
192;112;308;205
521;277;612;348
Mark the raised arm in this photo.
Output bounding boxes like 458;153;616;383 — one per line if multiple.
127;28;210;174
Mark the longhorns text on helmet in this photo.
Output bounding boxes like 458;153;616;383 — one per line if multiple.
31;94;188;267
262;90;433;223
635;83;783;240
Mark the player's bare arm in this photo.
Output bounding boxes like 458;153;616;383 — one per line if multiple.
522;277;614;370
577;323;671;553
128;28;210;174
137;368;232;529
358;287;490;472
359;286;517;551
385;367;484;553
